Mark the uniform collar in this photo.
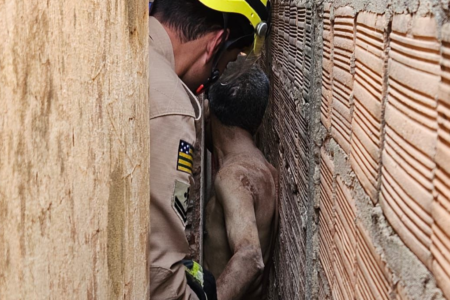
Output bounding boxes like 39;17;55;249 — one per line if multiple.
149;16;175;71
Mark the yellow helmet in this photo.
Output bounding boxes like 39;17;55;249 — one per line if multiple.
198;0;270;55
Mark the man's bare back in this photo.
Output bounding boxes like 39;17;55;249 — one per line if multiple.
204;148;278;299
203;62;275;300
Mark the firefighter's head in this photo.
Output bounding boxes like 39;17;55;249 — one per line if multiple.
151;0;270;93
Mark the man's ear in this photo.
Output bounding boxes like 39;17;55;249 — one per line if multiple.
205;29;229;64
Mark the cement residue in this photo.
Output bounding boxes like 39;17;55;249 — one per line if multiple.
318;263;332;299
353;179;444;300
327;0;418;14
305;2;327;298
325;0;450;37
328;138;354;186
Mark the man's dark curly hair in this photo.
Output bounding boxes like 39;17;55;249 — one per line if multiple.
209;61;270;135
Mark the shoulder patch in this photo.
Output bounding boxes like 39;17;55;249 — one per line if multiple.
177;140;194;174
172;180;190;225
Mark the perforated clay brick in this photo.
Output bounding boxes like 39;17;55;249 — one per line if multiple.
331;7;355;154
350;12;389;204
380;14;440;270
431;22;450;300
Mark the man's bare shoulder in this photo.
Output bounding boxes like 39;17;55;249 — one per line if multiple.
215;153;277;204
215;161;247;180
215;155;267;182
214;163;249;195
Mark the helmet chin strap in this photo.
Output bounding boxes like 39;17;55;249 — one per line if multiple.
195;66;221;95
195;14;229;96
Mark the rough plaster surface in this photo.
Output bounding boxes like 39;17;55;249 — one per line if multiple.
186;110;204;263
0;1;149;299
260;0;450;299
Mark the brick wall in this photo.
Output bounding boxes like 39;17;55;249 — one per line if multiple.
259;1;314;298
259;0;450;299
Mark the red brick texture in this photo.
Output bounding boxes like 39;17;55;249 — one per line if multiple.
317;9;448;300
259;1;314;298
351;12;389;203
321;4;333;130
380;14;440;270
331;7;355;155
432;23;450;300
258;1;449;298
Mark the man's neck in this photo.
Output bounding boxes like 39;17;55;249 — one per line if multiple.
168;30;204;79
211;116;256;168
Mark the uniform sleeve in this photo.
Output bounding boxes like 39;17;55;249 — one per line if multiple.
150;263;200;300
149;114;199;300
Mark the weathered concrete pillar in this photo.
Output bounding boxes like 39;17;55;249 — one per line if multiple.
0;0;149;299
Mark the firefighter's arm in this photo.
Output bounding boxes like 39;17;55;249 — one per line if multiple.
149;114;199;300
150;262;200;300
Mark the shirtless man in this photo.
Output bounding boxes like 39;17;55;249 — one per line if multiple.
204;63;278;300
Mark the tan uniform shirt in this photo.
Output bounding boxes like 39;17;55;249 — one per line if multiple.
149;17;200;300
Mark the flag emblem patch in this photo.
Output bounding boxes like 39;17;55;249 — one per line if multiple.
177;140;194;174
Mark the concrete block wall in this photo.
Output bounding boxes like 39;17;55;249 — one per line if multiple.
259;0;450;299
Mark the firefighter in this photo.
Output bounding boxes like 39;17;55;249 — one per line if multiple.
149;0;270;299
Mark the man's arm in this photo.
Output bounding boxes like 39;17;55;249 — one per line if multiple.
214;167;264;300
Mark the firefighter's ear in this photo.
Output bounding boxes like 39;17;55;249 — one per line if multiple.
205;29;228;64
